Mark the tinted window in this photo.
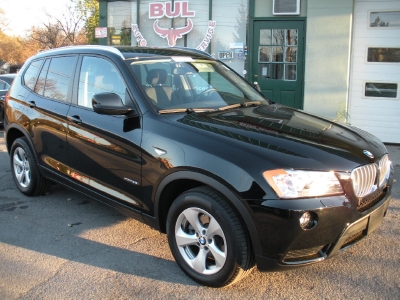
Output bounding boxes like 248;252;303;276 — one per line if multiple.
34;59;50;95
23;59;44;90
43;56;77;102
78;56;126;108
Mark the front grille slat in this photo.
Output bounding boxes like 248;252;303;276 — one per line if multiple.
378;155;390;187
351;163;377;198
351;154;390;212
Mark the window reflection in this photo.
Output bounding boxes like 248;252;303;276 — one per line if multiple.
34;59;50;95
370;11;400;27
78;56;126;108
260;29;272;45
43;57;77;102
272;29;285;45
258;29;298;81
286;30;298;45
285;47;297;62
23;59;44;90
367;48;400;63
365;82;398;98
271;46;284;62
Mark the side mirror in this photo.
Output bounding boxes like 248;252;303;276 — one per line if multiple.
92;93;133;115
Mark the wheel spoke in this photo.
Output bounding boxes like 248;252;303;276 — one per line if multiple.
13;152;24;168
175;227;198;247
207;217;224;238
209;242;226;268
16;169;24;184
182;208;203;233
191;248;208;273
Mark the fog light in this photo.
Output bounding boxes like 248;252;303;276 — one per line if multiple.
299;212;317;230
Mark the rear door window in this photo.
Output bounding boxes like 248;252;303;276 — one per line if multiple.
42;56;77;102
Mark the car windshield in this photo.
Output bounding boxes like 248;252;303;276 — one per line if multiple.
126;57;268;112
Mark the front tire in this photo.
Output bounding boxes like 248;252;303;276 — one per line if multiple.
10;137;50;196
166;186;254;287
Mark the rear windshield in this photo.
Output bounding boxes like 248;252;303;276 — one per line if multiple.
126;57;268;110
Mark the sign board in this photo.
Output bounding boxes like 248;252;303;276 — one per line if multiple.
95;27;107;38
218;51;234;60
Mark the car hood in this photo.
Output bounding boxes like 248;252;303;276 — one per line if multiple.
165;104;387;171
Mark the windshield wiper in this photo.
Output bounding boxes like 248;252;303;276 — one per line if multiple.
159;101;262;114
217;101;262;111
159;108;216;114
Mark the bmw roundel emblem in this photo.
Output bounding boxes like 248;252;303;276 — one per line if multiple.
363;150;374;159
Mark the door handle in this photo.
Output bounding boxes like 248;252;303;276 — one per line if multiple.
67;115;82;124
28;101;36;108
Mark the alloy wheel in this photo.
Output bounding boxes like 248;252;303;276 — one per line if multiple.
174;207;227;275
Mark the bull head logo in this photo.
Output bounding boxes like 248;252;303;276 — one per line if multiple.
153;18;193;47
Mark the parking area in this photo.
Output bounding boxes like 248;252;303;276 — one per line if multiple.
0;128;399;299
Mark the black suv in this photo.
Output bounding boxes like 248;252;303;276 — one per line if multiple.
5;46;393;287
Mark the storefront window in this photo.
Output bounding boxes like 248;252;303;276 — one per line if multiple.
108;1;134;45
211;0;248;76
105;0;249;75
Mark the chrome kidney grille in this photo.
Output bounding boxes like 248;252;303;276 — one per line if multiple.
351;154;391;199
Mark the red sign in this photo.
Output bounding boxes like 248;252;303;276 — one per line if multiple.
154;19;193;47
149;1;195;19
145;1;215;49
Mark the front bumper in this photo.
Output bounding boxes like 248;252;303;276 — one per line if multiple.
250;184;392;272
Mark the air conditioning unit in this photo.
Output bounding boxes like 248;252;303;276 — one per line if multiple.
273;0;301;15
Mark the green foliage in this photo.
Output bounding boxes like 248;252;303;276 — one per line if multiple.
77;0;99;45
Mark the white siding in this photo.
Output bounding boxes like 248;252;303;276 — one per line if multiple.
348;0;400;143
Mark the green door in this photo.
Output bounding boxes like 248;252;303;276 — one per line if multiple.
252;20;305;109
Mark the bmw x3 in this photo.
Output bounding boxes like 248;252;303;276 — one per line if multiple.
5;46;393;287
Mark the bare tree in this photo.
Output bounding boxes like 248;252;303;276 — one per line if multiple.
28;0;87;50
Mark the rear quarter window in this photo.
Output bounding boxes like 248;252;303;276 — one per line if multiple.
23;59;44;90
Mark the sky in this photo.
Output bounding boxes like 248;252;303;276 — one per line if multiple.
1;0;71;36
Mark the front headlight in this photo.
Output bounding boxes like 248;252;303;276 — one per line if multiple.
263;169;344;199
